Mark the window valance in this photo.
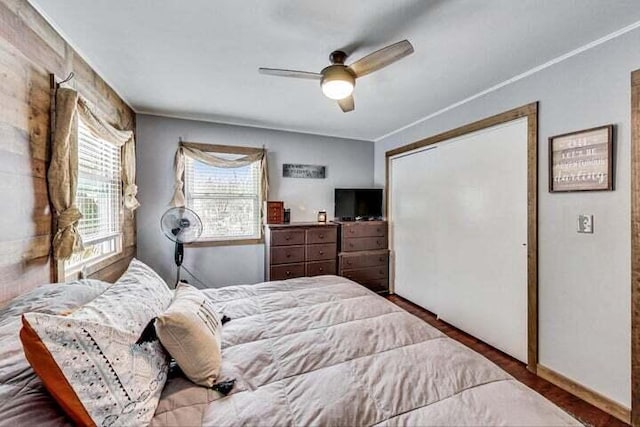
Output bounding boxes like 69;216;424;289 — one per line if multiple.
170;142;269;209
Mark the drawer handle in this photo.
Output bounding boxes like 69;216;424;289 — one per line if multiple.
376;240;381;245
379;257;384;262
285;236;291;241
319;251;324;255
286;271;292;277
319;234;324;239
286;253;291;258
347;260;352;265
319;267;324;272
349;229;355;234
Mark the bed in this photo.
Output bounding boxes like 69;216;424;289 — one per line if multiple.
0;275;581;426
152;275;580;426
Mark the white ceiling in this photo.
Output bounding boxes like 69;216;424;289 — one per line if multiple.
30;0;640;141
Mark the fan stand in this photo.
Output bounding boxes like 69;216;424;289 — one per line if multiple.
174;240;184;287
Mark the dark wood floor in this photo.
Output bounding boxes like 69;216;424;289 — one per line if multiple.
387;294;628;427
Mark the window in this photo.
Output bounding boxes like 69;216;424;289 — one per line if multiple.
184;152;262;242
66;118;122;271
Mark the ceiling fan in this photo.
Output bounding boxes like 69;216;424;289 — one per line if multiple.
258;40;414;113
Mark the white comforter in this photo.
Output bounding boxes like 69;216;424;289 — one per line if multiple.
151;275;581;426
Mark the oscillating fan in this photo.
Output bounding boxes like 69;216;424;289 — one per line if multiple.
161;207;203;286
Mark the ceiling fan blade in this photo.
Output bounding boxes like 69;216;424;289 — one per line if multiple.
258;68;322;80
338;95;355;113
348;40;414;78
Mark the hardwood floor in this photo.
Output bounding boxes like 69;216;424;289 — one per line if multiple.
387;294;628;427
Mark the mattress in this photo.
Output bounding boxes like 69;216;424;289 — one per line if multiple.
150;275;581;426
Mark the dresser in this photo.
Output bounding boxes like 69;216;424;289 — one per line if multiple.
265;223;338;281
336;221;389;294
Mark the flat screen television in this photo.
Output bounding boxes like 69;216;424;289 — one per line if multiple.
334;188;383;221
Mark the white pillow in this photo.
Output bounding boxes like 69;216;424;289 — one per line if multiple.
155;283;222;387
20;259;173;426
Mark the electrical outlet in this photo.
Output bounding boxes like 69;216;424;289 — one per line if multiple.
578;214;593;233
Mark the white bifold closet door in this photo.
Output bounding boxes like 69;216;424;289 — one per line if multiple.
389;118;528;362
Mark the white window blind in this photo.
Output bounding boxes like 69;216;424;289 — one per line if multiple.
66;119;122;270
184;154;261;241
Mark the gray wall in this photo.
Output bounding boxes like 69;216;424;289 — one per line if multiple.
136;115;374;288
374;29;640;408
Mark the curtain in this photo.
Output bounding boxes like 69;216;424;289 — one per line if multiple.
170;143;269;224
48;88;82;260
48;88;139;260
76;98;139;210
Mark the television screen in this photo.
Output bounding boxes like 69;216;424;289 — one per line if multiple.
334;188;383;220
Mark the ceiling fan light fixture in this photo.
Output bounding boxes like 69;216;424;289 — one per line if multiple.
320;65;355;100
322;80;353;100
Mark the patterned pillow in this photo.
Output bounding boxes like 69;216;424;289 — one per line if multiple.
155;283;222;387
20;259;173;426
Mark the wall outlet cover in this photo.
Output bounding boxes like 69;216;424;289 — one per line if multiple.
578;214;594;233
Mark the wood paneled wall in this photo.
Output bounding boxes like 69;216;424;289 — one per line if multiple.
0;0;136;303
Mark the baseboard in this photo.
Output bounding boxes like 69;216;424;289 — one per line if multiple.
536;364;630;424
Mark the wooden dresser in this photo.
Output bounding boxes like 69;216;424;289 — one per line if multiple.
336;221;389;294
265;223;338;281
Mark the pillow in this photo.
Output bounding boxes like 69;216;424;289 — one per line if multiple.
0;280;109;324
0;280;109;427
20;259;173;427
155;283;222;387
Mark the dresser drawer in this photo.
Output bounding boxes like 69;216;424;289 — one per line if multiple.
306;227;337;244
271;246;305;265
342;267;389;293
306;260;336;277
342;266;388;283
341;223;387;239
358;277;389;293
306;243;337;261
270;229;305;246
270;263;305;281
340;251;388;271
342;236;388;252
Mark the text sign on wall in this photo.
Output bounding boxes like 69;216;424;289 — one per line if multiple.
282;164;326;179
549;125;613;192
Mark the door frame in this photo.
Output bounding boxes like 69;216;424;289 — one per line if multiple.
384;102;539;371
631;68;640;427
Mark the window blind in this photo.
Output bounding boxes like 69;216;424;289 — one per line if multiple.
67;120;122;269
184;155;260;240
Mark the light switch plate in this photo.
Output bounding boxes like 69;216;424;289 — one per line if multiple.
578;214;594;233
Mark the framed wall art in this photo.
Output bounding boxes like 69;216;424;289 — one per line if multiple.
548;124;614;192
282;163;326;179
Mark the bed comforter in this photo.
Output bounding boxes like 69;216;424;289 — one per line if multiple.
151;275;581;426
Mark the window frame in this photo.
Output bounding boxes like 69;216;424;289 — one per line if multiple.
59;118;125;281
181;142;265;247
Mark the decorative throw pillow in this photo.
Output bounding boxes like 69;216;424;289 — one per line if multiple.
155;283;222;387
20;259;173;427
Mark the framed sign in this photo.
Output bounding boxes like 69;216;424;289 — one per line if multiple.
282;163;326;179
549;124;614;192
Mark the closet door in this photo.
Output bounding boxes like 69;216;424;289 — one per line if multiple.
390;146;441;314
389;118;528;362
